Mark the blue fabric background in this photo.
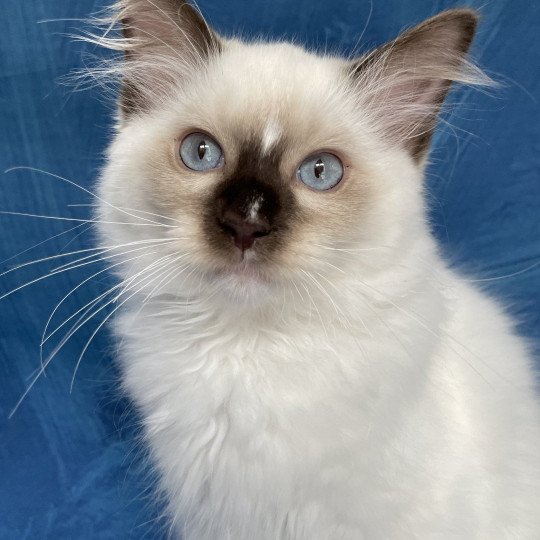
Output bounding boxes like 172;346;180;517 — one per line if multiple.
1;0;539;538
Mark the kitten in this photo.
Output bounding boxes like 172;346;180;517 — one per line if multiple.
95;1;540;538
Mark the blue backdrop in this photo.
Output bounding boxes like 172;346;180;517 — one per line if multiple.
1;1;539;538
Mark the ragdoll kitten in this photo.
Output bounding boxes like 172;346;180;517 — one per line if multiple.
95;1;540;538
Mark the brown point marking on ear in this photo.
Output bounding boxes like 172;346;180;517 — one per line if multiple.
120;15;139;116
119;78;142;117
176;2;222;57
118;1;221;116
349;9;479;161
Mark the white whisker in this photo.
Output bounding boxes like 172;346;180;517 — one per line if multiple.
0;210;174;228
69;255;187;391
4;166;173;227
10;252;184;418
41;252;151;349
0;239;176;302
0;222;88;267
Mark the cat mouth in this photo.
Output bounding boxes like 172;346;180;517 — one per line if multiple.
208;250;275;287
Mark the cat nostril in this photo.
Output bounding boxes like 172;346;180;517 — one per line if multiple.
219;210;270;251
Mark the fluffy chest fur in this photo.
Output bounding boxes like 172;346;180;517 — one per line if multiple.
116;263;540;538
118;295;439;539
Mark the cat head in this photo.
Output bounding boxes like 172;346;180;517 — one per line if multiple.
97;2;486;305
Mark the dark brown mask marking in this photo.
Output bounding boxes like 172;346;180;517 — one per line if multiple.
204;139;298;259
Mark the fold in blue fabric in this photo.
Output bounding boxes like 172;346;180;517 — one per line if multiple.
0;0;538;538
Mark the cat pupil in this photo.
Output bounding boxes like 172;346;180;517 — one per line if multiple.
197;141;208;160
314;159;325;179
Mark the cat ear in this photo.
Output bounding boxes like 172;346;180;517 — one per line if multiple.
348;9;484;162
117;0;221;115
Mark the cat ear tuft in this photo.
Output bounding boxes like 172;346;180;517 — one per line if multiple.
115;0;221;116
348;9;489;162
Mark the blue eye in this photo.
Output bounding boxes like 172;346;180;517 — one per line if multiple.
297;152;343;191
179;132;223;171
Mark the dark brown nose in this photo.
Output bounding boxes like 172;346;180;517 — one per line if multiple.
216;179;279;252
219;208;270;251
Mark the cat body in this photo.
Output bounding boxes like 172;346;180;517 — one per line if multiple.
95;2;540;537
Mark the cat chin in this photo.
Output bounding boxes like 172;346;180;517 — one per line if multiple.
210;264;277;304
150;256;279;305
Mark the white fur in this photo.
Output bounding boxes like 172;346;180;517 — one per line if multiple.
261;120;282;155
96;33;540;540
247;195;263;222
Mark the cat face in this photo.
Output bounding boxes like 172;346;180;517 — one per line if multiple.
97;2;483;301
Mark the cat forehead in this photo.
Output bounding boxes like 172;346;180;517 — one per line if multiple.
216;40;345;109
168;41;354;153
